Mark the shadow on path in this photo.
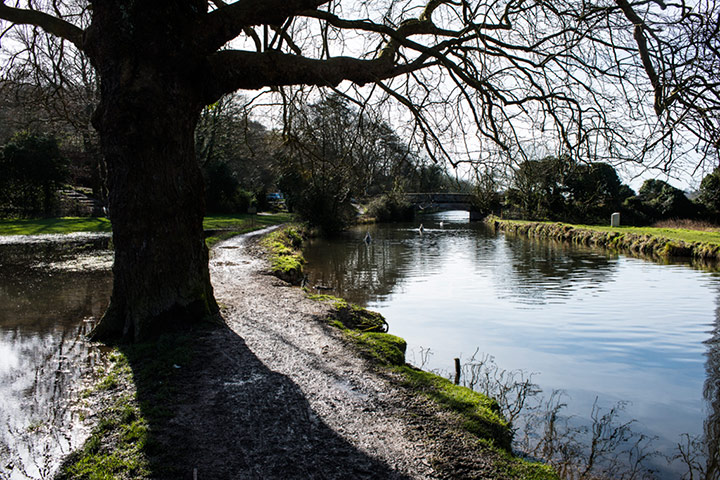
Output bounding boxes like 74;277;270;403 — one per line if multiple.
124;323;413;480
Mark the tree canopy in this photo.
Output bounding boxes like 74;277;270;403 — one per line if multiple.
2;0;718;169
1;0;718;340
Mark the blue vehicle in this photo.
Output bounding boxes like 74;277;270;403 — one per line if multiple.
266;192;286;210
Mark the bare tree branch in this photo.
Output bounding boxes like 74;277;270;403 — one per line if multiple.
0;1;83;50
197;0;330;52
614;0;664;115
207;48;434;96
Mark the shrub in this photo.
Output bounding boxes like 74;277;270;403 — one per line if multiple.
0;131;69;217
202;160;255;213
366;192;415;222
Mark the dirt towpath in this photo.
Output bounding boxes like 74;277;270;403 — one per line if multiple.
152;228;504;479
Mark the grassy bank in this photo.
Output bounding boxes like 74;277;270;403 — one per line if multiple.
204;213;294;247
308;293;558;480
259;224;307;284
0;217;112;235
489;217;720;262
0;213;293;238
57;334;194;479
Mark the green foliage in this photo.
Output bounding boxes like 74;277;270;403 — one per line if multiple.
279;94;434;233
564;162;628;222
413;164;449;192
505;156;635;224
195;93;279;208
633;179;698;221
699;168;720;217
365;191;415;222
202;160;255;213
278;157;358;234
506;155;572;220
470;169;502;217
261;226;307;284
0;131;69;218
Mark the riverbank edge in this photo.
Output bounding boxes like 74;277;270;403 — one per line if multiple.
487;216;720;263
55;225;557;480
268;225;558;479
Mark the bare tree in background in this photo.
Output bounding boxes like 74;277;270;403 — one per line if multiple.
0;0;717;341
0;2;101;195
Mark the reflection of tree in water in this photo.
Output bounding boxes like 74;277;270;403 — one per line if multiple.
304;220;488;305
304;221;620;307
0;267;112;479
704;296;720;480
495;234;617;305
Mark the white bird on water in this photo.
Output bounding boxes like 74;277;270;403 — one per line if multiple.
439;221;444;228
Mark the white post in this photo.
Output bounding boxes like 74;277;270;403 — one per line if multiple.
610;212;621;227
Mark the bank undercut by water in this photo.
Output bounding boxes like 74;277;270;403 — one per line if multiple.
488;217;720;263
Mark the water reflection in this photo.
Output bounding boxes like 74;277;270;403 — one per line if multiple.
303;211;720;479
0;261;111;479
495;235;616;305
305;217;617;308
705;299;720;480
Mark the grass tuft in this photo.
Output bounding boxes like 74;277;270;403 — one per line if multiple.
261;225;308;284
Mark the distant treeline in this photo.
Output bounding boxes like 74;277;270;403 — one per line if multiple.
491;155;720;226
0;82;466;229
3;80;717;228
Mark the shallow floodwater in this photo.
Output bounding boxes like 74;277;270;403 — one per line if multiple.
0;242;112;479
303;211;720;479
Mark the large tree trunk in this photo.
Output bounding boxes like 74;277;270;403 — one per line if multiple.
85;2;220;342
89;84;219;342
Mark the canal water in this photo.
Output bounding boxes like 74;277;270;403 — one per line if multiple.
1;221;717;478
303;211;720;479
0;237;112;480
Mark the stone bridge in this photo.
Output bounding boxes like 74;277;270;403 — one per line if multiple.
404;193;484;220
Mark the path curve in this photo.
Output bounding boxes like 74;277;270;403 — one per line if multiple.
206;228;437;478
156;228;506;479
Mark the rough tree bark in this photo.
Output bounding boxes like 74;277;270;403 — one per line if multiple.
83;2;219;341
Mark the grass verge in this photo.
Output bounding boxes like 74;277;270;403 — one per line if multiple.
0;217;112;235
260;224;307;285
203;213;294;248
490;217;720;262
56;334;194;480
311;295;558;480
0;213;293;238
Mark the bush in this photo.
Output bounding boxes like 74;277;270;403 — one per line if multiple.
0;131;69;218
366;192;415;222
202;160;255;213
636;179;698;222
278;165;357;234
699;168;720;218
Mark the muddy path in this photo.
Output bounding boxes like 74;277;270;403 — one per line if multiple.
159;228;428;478
150;228;503;479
